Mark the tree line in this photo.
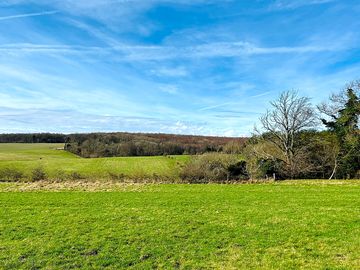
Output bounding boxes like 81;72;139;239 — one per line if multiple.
0;133;65;143
0;132;246;157
64;133;246;157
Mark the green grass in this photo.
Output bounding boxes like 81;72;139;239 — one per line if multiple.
1;182;359;269
1;144;359;268
0;143;188;180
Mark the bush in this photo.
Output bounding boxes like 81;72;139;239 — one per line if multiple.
53;169;67;181
257;158;285;180
31;167;47;181
223;140;244;154
243;140;288;180
108;172;126;181
0;167;24;182
180;153;248;183
69;172;84;180
228;160;248;178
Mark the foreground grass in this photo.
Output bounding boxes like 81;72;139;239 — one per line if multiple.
0;143;188;180
1;181;359;269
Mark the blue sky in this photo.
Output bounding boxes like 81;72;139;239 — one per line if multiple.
0;0;359;136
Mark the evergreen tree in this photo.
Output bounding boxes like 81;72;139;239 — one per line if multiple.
321;88;360;178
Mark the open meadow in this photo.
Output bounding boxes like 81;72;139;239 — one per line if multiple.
0;143;188;181
1;181;360;269
0;144;359;269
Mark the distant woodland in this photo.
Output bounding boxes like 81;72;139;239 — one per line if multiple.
65;133;246;157
0;133;65;143
0;132;247;157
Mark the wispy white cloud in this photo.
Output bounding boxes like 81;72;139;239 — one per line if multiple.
270;0;337;10
65;19;123;47
0;0;224;35
0;44;102;54
0;10;58;21
159;84;179;95
0;106;246;136
198;91;272;112
199;102;233;111
150;66;188;77
250;91;272;98
0;41;343;60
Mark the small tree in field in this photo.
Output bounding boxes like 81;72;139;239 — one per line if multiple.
257;90;316;178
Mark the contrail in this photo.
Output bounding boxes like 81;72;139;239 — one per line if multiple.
199;102;234;111
0;10;58;21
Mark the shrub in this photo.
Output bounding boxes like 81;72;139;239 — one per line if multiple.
69;172;84;180
108;172;125;181
223;140;244;154
228;160;248;178
257;158;285;180
31;167;47;181
0;167;24;182
53;169;67;181
180;153;248;183
243;140;288;180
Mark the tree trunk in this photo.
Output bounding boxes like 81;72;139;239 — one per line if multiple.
329;158;337;180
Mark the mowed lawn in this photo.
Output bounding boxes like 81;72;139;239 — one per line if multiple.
0;143;188;180
1;182;359;269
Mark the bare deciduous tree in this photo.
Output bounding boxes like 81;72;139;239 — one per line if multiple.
258;90;316;178
318;80;360;120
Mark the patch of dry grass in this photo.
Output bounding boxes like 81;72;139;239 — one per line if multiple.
0;180;155;192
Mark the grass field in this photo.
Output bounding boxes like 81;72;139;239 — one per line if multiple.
1;182;359;269
1;144;359;269
0;143;188;180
